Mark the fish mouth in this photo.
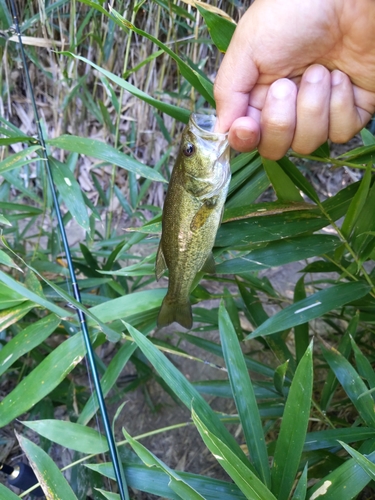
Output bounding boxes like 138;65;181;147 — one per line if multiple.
191;114;228;140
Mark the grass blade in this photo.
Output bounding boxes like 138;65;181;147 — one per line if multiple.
192;407;277;500
271;343;313;500
17;432;78;500
123;428;205;499
247;282;371;339
124;321;252;469
322;343;375;427
219;302;271;486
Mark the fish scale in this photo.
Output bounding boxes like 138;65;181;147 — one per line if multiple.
156;114;231;329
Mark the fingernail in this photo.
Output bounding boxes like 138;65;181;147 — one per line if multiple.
331;70;344;86
236;127;253;141
270;79;294;99
305;65;325;83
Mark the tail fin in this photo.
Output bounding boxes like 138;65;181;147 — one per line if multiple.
157;296;192;329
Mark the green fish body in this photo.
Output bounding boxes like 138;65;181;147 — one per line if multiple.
156;114;230;329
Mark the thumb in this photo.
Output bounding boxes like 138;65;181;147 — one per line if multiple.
214;22;259;133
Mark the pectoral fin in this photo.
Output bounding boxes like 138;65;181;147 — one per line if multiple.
201;252;216;274
155;242;167;281
190;197;218;231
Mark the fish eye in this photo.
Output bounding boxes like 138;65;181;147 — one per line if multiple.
183;143;195;157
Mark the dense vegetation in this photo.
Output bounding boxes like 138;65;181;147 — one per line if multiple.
1;1;375;499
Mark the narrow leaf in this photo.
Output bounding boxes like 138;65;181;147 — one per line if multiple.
22;420;108;454
123;428;205;499
322;344;375;427
197;4;236;52
48;135;166;183
192;408;277;500
271;343;313;500
247;282;371;339
263;159;303;202
219;303;270;486
17;433;78;500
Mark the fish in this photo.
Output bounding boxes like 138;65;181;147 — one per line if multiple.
156;113;231;329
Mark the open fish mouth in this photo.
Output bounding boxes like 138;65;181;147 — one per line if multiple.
190;114;229;160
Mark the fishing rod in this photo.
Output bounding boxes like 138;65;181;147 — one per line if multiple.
8;2;129;499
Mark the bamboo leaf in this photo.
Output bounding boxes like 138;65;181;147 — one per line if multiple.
216;235;340;274
192;407;277;500
322;343;375;427
0;483;20;500
277;156;320;203
291;463;308;500
246;282;371;339
88;462;247;499
304;427;375;452
50;157;90;231
263;159;304;202
351;337;375;390
123;428;205;499
320;313;359;411
339;441;375;480
197;4;236;52
219;302;271;486
294;276;309;363
17;433;78;500
22;420;108;454
67;50;190;123
307;449;375;499
341;161;372;240
48;135;166;183
0;145;41;173
0;331;98;427
0;314;60;376
271;343;313;500
124;321;252;468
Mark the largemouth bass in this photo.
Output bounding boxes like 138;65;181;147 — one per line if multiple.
156;113;231;329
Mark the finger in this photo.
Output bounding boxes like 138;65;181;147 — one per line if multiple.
330;70;374;142
214;18;259;133
291;64;331;154
258;78;297;160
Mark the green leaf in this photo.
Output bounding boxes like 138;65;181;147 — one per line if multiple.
277;156;320;203
322;343;375;427
320;313;359;411
291;463;307;500
0;301;35;331
192;407;277;500
361;128;375;146
263;159;304;202
197;5;236;53
109;8;215;106
0;214;11;226
78;341;137;425
293;276;309;363
125;321;251;468
246;282;371;339
123;428;205;499
0;331;98;427
271;343;313;500
351;336;375;390
17;432;78;500
88;462;247;499
304;427;375;452
0;145;41;174
0;269;69;317
307;448;375;499
219;303;271;486
50;157;90;231
341;161;372;240
339;441;375;480
216;235;340;274
48;135;166;183
0;314;60;376
0;482;25;499
22;420;108;454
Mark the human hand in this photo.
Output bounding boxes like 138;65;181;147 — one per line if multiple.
214;0;375;159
